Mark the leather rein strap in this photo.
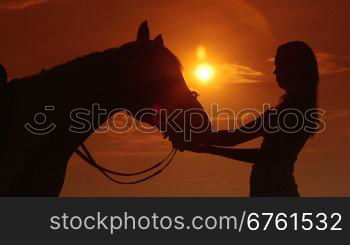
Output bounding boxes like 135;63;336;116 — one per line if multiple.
75;144;177;185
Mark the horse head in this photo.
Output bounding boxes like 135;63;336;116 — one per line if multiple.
115;21;211;149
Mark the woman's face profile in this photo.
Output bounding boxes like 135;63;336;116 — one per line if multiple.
274;53;287;90
273;51;295;91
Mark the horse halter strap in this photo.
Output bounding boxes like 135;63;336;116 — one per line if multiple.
75;144;177;185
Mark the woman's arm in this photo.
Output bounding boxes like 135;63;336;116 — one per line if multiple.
210;129;261;147
186;145;261;164
209;112;267;146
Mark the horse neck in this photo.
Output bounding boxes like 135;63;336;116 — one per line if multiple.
51;65;132;153
11;53;135;159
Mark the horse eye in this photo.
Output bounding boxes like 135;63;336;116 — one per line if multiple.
191;91;199;98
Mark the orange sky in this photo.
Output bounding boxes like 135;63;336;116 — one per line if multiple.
1;0;349;196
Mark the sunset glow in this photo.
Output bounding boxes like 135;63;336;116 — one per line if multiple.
195;64;215;82
1;0;348;198
196;46;207;60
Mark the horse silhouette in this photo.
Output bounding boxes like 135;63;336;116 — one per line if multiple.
0;64;7;86
0;21;210;196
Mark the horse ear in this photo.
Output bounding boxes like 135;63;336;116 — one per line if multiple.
0;64;7;84
137;21;150;42
154;34;164;46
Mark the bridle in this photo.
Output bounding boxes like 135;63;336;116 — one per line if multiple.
75;143;177;184
74;91;200;184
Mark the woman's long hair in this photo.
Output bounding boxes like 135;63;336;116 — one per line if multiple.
277;41;319;106
276;41;320;135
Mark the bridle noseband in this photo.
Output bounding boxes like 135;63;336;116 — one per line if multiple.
75;143;177;185
74;91;200;185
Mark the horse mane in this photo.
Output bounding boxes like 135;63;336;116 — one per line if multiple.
38;49;117;79
114;41;183;72
8;48;114;84
46;42;183;78
11;41;183;85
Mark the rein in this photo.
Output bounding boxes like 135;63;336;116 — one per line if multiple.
75;144;177;185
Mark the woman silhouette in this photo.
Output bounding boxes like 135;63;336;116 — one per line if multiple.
186;41;320;197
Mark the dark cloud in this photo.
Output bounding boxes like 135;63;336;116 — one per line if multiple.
324;110;350;120
268;52;350;76
218;63;264;84
0;0;47;10
316;53;350;75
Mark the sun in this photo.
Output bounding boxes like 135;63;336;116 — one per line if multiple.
195;64;215;83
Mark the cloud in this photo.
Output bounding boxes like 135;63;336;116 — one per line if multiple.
323;109;350;120
316;52;350;75
0;0;47;10
267;52;350;76
217;63;264;84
